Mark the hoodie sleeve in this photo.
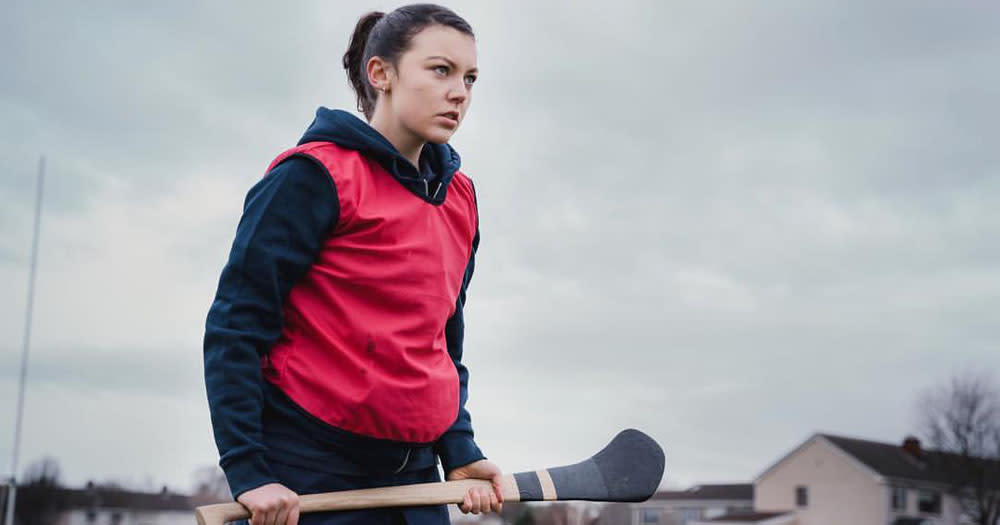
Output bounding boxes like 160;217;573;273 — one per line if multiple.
203;155;338;499
434;227;488;474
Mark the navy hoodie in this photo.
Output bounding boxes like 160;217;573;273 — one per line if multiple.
203;107;485;499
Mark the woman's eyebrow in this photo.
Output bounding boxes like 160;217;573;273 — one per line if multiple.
426;55;478;73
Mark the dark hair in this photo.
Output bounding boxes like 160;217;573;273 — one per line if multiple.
342;4;475;120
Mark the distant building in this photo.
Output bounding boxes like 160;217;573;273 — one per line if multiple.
448;503;505;524
0;481;227;525
628;483;754;524
61;482;203;525
697;433;984;525
690;511;796;525
0;482;8;520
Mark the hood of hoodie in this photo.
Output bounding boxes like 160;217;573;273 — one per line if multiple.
297;107;462;204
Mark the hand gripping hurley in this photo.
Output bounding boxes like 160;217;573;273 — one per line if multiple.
195;428;665;525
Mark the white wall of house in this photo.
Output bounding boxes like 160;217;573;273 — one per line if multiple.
754;436;974;525
755;437;887;525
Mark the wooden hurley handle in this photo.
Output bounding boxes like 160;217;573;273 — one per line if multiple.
195;475;520;525
195;429;665;524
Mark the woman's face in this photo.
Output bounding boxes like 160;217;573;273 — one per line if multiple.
384;25;478;144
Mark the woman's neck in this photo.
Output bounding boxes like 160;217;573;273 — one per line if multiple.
369;110;423;169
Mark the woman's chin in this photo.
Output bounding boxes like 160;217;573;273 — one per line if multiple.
423;128;456;144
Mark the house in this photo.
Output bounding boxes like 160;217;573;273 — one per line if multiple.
691;511;796;525
1;481;227;525
628;483;754;524
447;503;505;524
59;482;204;525
701;433;979;525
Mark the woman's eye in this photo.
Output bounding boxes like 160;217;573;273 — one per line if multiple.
464;75;477;86
433;65;448;75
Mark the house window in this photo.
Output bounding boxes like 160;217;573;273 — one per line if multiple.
891;487;907;511
678;507;702;524
795;485;808;507
642;508;659;523
917;490;941;514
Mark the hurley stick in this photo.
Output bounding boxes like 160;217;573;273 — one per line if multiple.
195;428;664;525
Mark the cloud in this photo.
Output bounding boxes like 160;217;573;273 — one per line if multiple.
1;0;998;491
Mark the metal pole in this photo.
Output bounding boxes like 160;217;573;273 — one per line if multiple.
4;155;45;525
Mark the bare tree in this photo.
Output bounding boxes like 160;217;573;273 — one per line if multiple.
15;456;66;525
919;372;1000;525
190;464;232;501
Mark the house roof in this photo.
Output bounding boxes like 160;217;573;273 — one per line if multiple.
61;486;197;512
892;518;929;525
699;511;791;523
650;483;753;501
0;483;230;513
757;431;1000;489
819;433;977;486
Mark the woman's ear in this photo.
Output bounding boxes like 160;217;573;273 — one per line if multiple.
366;56;395;93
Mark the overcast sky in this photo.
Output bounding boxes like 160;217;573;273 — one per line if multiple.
1;1;998;495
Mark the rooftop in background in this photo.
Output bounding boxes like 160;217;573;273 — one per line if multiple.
819;433;999;486
756;432;1000;489
698;511;792;523
650;483;753;501
0;481;229;514
892;517;931;525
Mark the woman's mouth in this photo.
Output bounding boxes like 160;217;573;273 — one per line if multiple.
436;112;459;127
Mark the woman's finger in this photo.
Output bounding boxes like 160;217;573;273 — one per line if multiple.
492;476;505;503
479;488;491;514
467;489;478;514
484;489;493;514
471;489;484;514
273;503;289;525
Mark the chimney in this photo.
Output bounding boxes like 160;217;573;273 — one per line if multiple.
902;436;923;459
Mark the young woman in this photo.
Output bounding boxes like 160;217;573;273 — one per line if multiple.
203;5;503;524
